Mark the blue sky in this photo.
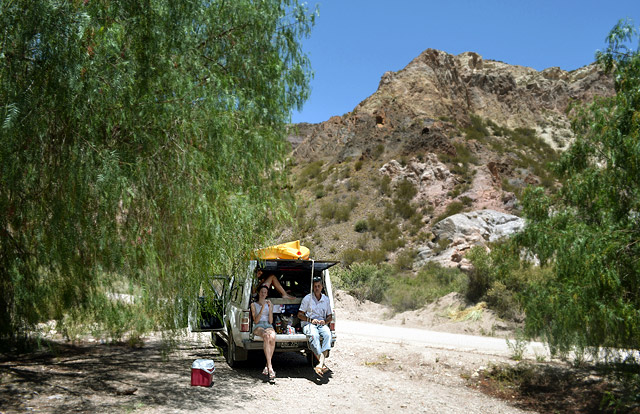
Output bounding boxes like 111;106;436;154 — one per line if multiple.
291;1;640;124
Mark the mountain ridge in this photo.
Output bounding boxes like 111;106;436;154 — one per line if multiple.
284;48;614;269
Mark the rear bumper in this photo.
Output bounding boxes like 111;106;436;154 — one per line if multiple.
243;332;337;352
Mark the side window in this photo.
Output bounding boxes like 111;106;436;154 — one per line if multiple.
230;279;243;304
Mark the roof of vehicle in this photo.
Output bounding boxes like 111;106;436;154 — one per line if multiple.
256;259;339;273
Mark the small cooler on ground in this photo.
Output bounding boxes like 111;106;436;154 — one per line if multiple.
191;359;215;387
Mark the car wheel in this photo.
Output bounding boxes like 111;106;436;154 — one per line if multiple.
226;336;237;368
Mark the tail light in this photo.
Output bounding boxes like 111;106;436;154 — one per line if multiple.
240;311;250;332
330;310;335;331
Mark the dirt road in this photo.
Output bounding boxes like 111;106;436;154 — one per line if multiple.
339;319;549;359
1;318;536;413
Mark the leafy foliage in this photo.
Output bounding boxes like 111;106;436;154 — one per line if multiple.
0;1;315;342
387;262;468;312
516;20;640;355
336;259;467;313
466;244;551;321
464;114;490;141
334;262;391;303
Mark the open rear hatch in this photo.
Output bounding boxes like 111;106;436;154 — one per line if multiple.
256;259;339;273
249;260;339;345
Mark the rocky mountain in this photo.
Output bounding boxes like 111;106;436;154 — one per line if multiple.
284;49;614;269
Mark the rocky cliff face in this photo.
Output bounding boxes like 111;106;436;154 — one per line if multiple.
290;49;613;161
285;49;614;269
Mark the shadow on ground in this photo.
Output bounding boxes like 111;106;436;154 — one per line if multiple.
239;351;333;386
0;337;322;413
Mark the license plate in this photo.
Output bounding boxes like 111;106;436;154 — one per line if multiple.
279;342;299;348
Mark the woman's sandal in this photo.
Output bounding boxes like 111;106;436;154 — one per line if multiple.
314;366;324;377
262;366;268;376
268;369;276;381
321;365;329;374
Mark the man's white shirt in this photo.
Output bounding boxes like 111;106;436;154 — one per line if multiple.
300;292;331;327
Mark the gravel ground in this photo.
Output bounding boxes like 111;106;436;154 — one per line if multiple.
0;291;544;413
0;320;537;414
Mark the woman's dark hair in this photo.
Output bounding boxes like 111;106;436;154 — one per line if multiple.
258;284;269;292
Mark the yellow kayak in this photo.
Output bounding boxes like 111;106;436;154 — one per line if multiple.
251;240;310;260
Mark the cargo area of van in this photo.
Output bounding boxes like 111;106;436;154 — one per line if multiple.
246;260;337;349
190;241;339;367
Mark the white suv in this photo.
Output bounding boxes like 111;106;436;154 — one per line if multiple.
190;259;338;367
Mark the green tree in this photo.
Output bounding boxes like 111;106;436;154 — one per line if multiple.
517;20;640;356
0;1;315;342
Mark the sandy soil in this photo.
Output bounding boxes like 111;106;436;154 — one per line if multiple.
0;292;534;414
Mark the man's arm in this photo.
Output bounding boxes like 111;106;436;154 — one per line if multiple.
321;296;332;325
297;310;310;322
298;295;310;322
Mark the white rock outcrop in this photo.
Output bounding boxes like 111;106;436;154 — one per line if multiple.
416;209;525;269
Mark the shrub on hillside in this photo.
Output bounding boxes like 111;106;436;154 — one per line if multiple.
380;225;405;251
408;213;424;236
366;215;383;233
393;199;417;220
347;178;361;191
340;165;351;179
334;262;392;303
340;248;386;267
297;160;324;183
373;144;385;159
464;114;490;141
387;262;468;312
395;179;417;201
465;243;550;321
379;175;392;196
394;249;418;271
356;233;370;250
319;197;356;223
434;201;466;223
354;220;368;233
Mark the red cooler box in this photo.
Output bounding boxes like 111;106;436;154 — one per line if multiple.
191;359;215;387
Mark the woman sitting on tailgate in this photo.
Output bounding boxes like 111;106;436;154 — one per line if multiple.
252;284;276;380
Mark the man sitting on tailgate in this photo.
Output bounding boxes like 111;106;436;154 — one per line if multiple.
297;275;332;376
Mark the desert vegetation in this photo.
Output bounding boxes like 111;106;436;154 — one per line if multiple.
291;23;640;380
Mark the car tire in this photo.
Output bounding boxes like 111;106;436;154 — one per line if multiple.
224;325;248;368
226;337;237;368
